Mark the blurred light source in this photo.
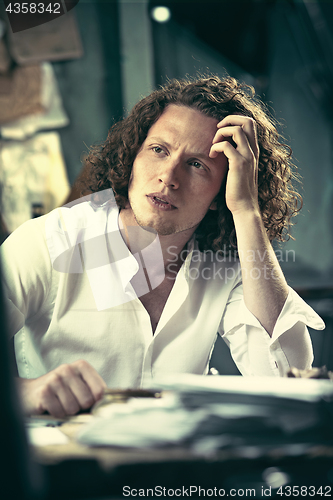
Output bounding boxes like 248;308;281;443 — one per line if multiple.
151;6;171;23
262;467;290;489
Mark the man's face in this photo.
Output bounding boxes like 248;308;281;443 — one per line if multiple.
127;104;228;236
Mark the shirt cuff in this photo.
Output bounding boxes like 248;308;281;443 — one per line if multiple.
271;287;325;341
234;286;325;343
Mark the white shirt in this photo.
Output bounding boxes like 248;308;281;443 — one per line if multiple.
1;194;325;388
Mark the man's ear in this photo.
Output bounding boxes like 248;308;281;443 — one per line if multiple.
209;199;217;211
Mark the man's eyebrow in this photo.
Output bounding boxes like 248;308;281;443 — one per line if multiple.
146;136;172;147
147;136;212;160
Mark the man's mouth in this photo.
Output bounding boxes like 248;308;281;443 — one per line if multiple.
154;196;168;204
147;194;177;210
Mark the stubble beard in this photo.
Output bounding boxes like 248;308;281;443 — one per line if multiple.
128;191;208;236
132;211;181;236
131;205;202;236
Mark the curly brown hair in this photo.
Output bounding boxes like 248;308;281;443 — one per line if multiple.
81;75;302;252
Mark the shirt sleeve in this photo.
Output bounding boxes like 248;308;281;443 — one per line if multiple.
218;283;326;377
0;216;52;338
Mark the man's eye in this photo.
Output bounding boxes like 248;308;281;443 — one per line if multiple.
190;160;204;169
152;146;165;154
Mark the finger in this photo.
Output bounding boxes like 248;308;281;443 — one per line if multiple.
210;140;258;186
43;398;66;419
37;381;71;418
66;376;95;411
72;359;107;402
54;362;96;411
216;116;259;159
209;140;240;161
46;369;82;415
212;126;254;161
18;376;68;418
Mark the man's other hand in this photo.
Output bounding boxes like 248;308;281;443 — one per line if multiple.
17;360;107;418
209;115;260;217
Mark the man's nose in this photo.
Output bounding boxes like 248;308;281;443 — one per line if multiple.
158;157;181;189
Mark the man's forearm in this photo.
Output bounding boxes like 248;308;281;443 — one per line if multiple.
233;209;289;336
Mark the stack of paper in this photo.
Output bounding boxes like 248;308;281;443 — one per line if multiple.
77;375;333;452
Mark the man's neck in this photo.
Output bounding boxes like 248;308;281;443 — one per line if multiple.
119;207;195;272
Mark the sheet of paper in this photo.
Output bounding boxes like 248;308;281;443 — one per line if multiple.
78;396;204;448
146;374;333;403
27;427;69;447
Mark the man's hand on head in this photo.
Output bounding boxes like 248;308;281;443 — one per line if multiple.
209;115;260;217
17;360;107;418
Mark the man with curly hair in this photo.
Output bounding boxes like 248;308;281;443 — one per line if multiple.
1;75;324;417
